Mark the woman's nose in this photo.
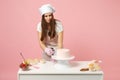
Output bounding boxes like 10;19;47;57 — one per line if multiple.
48;16;51;19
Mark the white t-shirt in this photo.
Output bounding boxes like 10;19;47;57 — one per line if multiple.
37;20;63;47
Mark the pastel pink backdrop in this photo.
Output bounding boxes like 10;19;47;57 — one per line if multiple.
0;0;120;80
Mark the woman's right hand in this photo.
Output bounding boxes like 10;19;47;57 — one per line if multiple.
45;48;55;56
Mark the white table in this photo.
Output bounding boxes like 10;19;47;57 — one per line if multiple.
18;61;104;80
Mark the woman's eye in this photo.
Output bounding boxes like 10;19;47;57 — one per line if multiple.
49;15;52;17
45;15;48;17
44;14;52;17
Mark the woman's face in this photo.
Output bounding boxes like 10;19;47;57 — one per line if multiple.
44;13;53;23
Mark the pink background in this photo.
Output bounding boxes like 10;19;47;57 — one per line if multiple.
0;0;120;80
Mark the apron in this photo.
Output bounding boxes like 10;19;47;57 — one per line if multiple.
42;31;58;61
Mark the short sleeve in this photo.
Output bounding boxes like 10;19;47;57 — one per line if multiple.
56;21;63;33
37;22;42;32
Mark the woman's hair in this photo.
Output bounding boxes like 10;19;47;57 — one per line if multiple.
40;14;56;41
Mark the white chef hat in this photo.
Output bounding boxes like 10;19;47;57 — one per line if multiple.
39;4;55;15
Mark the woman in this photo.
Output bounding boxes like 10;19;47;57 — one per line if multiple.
37;4;63;61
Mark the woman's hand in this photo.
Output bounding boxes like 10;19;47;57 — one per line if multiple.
45;48;55;56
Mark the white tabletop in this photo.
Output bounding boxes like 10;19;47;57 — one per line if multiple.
18;61;103;75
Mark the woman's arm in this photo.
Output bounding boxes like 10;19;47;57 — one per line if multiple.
37;32;55;56
57;31;63;48
37;32;46;50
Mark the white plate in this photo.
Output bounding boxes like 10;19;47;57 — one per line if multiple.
52;56;75;60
